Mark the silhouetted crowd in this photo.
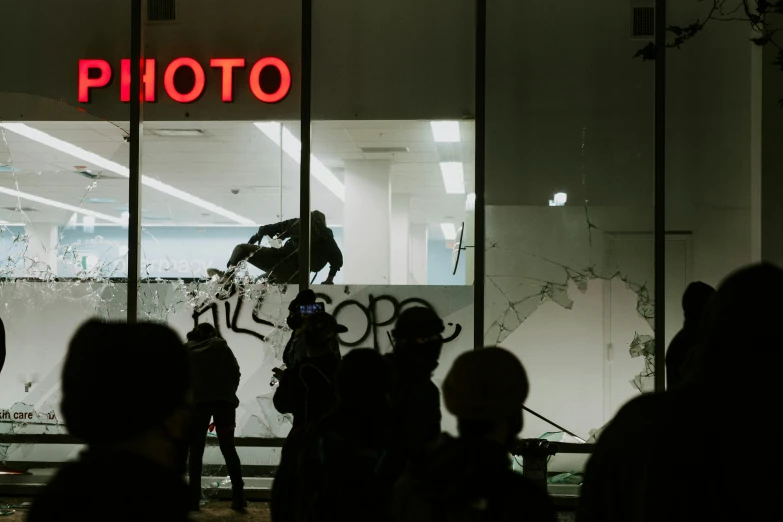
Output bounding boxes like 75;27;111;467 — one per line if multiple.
25;262;782;521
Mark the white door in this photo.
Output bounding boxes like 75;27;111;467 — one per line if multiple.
602;234;690;422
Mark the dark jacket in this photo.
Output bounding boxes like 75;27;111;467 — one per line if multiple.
186;337;240;408
273;354;340;430
385;353;442;473
578;384;764;522
271;354;341;522
265;218;343;278
665;324;701;389
395;435;556;522
299;407;395;522
29;450;190;522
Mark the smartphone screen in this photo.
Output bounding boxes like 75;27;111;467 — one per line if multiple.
299;302;325;316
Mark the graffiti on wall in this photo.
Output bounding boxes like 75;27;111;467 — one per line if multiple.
192;285;462;350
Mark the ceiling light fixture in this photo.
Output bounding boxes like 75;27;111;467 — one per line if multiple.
0;186;124;224
440;162;465;194
441;222;457;240
254;122;345;201
430;121;461;143
0;123;255;225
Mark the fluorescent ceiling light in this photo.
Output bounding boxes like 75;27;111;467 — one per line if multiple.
0;123;255;225
441;223;457;240
430;121;461;143
254;122;345;201
0;186;124;224
465;192;476;211
549;192;567;207
440;162;465;194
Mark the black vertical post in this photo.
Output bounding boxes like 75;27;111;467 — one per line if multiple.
654;0;666;391
474;0;487;349
128;0;144;323
299;0;312;290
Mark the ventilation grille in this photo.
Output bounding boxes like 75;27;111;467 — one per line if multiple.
148;0;176;22
632;6;655;38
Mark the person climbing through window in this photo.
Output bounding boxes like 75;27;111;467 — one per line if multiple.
208;210;343;285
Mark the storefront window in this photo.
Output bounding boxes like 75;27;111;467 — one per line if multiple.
0;2;131;460
485;0;656;459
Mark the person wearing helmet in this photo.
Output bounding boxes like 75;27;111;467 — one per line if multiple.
207;210;343;285
395;347;556;522
385;307;446;477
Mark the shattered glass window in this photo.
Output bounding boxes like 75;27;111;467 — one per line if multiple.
484;0;658;459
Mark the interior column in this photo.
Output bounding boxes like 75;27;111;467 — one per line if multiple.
408;224;428;285
390;194;410;285
24;222;58;278
343;160;391;284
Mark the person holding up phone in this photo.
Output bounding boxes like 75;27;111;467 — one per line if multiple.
271;311;343;522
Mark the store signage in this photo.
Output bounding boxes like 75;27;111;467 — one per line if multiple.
78;57;291;104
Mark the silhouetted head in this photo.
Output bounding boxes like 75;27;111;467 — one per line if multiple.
312;210;327;229
335;348;389;410
696;263;783;389
682;281;716;324
302;311;341;358
61;320;191;470
443;347;529;448
186;322;217;343
392;307;445;373
287;289;317;329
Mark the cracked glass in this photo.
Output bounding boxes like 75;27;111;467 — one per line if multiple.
485;0;657;463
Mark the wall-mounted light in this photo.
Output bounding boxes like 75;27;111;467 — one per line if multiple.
549;192;567;207
465;192;476;211
430;121;461;143
440;162;465;194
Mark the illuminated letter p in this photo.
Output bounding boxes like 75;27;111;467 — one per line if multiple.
78;59;112;103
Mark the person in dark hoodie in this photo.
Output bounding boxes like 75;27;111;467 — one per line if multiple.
29;321;192;522
185;322;245;512
665;281;715;389
396;347;555;522
385;307;445;479
208;210;343;285
271;311;342;522
299;348;394;522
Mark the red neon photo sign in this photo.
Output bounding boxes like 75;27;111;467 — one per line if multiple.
210;58;246;102
78;57;291;104
120;59;157;102
78;60;112;103
249;57;291;103
163;58;206;103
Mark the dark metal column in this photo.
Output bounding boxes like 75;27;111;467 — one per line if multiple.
654;0;667;392
298;0;312;290
474;0;487;349
128;0;145;322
